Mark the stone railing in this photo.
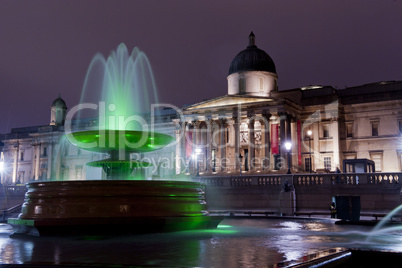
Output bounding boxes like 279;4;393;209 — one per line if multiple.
198;172;401;187
1;185;27;195
294;173;400;186
198;174;292;187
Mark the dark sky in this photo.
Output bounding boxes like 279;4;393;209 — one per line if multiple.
1;0;401;133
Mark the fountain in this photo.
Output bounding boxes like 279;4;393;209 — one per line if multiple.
8;44;222;236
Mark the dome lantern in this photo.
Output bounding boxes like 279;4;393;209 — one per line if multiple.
50;94;67;126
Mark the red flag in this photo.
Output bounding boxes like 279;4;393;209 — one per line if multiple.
271;124;279;154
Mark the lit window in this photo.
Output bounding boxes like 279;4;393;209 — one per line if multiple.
370;153;382;172
324;157;331;170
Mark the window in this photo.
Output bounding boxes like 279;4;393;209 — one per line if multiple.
304;157;311;172
62;167;69;180
346;123;353;138
20;152;24;161
398;152;402;171
324;157;331;170
398;120;402;134
43;147;47;157
18;171;25;182
75;165;83;180
239;77;246;93
370;152;383;172
322;125;330;138
259;77;263;91
371;121;379;136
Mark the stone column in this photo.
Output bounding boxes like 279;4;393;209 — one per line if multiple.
174;121;182;175
182;122;188;173
248;117;255;172
47;142;53;180
54;141;62;181
261;113;271;170
332;119;340;170
312;122;319;171
192;121;201;174
279;113;287;169
219;118;227;172
35;143;41;180
290;119;297;170
12;144;19;184
233;117;240;173
30;142;37;180
205;118;213;173
226;119;234;172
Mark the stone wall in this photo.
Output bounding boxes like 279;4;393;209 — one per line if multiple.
199;172;402;215
0;185;26;210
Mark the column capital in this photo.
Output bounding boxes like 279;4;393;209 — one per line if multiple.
219;118;227;126
248;117;255;127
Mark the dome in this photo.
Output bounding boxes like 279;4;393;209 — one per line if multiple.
51;94;67;109
228;32;276;75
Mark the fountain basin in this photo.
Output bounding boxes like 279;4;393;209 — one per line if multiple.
66;130;175;153
8;180;222;236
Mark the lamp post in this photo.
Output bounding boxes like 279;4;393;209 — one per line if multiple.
238;154;243;176
307;130;312;172
285;142;292;174
195;148;202;176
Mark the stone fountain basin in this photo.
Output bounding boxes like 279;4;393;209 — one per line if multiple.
66;130;175;153
9;180;222;236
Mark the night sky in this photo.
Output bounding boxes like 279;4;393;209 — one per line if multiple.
1;1;401;133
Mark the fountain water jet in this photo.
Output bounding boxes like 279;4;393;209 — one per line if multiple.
8;44;222;236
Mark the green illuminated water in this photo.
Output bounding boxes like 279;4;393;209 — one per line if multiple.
77;44;159;131
65;44;172;180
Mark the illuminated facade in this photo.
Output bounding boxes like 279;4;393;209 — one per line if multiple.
1;32;402;184
173;33;402;176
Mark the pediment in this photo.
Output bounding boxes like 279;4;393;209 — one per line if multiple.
184;95;273;111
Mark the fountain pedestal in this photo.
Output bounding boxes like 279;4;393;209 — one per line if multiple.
9;180;222;236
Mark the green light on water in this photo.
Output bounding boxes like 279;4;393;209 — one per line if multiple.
217;224;233;228
198;229;238;235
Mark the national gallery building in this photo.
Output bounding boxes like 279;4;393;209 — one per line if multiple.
1;33;402;184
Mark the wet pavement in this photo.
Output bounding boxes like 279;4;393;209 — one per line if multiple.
0;217;401;267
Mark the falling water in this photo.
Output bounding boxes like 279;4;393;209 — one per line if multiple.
76;43;159;131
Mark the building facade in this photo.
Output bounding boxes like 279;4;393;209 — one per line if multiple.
174;33;402;176
1;32;402;185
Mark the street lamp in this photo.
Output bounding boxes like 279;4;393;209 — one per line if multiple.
195;148;202;176
307;130;312;172
285;142;292;174
238;154;243;176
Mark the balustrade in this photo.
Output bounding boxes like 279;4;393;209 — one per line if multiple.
199;172;401;188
